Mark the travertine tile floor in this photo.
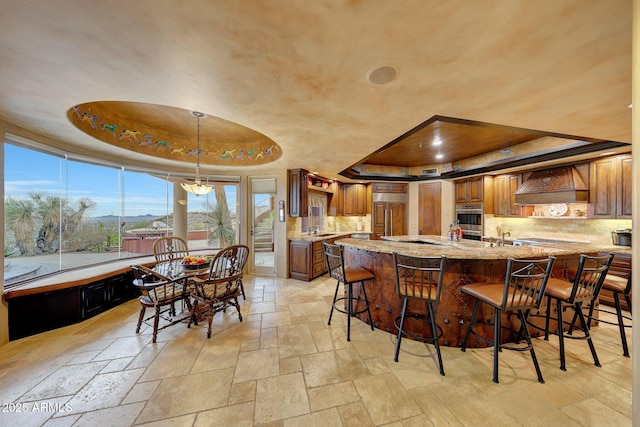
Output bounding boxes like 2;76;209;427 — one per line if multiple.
0;274;632;426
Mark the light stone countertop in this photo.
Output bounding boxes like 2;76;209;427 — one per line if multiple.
336;235;628;260
288;231;368;242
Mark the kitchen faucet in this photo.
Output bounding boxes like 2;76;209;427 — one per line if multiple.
501;231;511;246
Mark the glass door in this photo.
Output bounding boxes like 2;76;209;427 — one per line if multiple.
250;178;276;275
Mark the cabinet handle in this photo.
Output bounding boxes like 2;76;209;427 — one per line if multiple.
384;209;388;236
390;210;393;235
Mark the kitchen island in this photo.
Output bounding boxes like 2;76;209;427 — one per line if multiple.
336;236;626;347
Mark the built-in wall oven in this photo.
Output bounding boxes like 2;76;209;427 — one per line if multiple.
455;203;483;241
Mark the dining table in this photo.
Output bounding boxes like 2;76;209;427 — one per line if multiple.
151;258;215;322
132;260;212;327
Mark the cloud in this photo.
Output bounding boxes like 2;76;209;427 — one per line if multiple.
4;179;60;193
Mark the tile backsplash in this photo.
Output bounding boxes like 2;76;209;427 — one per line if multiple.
484;215;632;244
287;215;371;237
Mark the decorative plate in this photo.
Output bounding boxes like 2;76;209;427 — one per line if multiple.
548;203;568;217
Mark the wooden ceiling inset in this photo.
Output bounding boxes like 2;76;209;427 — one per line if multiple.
67;101;282;166
363;118;543;167
342;116;628;180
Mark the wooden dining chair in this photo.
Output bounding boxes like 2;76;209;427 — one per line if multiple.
152;236;189;313
153;236;189;263
187;245;249;338
131;264;192;343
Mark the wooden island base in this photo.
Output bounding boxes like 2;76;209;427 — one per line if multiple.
340;243;590;348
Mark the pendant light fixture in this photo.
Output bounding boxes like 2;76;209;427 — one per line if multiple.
181;111;213;196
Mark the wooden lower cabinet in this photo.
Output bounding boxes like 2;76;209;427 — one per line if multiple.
7;271;138;340
289;238;336;281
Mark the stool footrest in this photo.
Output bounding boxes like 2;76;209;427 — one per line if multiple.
332;296;371;316
467;321;534;352
394;313;443;343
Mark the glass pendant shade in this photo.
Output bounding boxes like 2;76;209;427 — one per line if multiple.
181;180;213;195
182;111;212;196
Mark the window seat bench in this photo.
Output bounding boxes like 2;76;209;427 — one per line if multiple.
3;256;156;341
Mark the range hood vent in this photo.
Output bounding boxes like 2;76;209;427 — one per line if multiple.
514;166;589;205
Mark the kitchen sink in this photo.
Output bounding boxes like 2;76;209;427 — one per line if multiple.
399;240;442;245
512;238;579;246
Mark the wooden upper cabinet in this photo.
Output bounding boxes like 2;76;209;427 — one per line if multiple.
617;155;632;218
342;183;367;216
371;182;407;193
590;154;631;219
327;181;341;216
455;176;493;213
455;177;483;202
288;169;308;217
494;174;522;217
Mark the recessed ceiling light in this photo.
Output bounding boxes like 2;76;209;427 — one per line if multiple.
433;138;442;146
366;66;397;85
436;153;444;159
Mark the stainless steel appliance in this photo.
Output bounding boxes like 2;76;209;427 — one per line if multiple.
611;230;632;247
455;203;483;240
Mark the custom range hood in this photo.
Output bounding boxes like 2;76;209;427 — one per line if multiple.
514;165;589;205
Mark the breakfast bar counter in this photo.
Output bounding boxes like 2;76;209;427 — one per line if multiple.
336;236;625;347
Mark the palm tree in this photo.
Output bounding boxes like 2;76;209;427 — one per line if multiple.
207;202;235;248
31;192;63;253
4;196;37;255
4;192;96;255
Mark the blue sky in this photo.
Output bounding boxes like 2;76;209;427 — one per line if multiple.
4;144;237;217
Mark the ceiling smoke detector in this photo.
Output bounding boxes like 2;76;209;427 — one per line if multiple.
366;66;397;85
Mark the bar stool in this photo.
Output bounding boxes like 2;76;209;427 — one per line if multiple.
460;257;556;383
587;265;632;357
541;253;613;371
392;253;447;375
323;241;374;341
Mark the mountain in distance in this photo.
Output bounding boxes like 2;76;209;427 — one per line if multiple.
88;214;163;225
